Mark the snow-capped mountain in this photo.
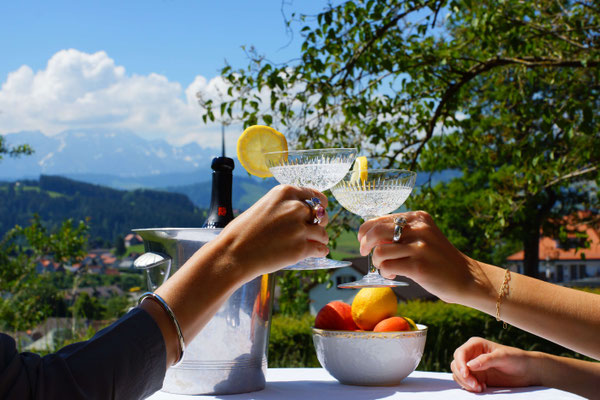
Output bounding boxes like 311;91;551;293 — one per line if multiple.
0;129;233;186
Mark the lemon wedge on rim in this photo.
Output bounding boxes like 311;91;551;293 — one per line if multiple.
403;316;418;331
350;156;368;183
236;125;288;178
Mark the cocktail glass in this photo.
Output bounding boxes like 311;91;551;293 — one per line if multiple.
264;148;357;270
331;168;417;287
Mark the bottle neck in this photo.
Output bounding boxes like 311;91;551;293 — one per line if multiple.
204;170;234;228
210;171;233;210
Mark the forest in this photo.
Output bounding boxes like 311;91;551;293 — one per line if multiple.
0;175;207;245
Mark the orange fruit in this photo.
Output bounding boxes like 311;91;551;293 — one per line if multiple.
373;316;411;332
351;288;398;330
315;301;358;331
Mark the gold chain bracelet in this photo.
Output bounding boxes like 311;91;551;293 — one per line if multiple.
495;268;511;329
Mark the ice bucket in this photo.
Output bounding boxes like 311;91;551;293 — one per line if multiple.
133;228;274;395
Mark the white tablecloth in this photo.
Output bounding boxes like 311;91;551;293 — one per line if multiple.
147;368;584;399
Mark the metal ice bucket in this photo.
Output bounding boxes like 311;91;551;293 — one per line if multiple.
133;228;274;395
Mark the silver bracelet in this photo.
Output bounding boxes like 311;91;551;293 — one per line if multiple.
138;292;185;365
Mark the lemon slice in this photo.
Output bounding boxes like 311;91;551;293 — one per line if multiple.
236;125;288;178
350;156;368;183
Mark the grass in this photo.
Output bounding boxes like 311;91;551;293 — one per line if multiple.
1;183;65;198
126;244;145;257
329;229;361;260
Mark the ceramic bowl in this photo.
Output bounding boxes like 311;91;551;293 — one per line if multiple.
312;324;427;386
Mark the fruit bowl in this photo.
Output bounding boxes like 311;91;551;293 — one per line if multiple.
312;325;427;386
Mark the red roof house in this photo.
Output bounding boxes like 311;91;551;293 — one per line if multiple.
506;221;600;283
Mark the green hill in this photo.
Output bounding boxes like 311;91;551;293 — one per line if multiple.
166;175;277;211
0;175;207;244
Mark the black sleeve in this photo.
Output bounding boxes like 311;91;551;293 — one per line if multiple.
0;307;166;400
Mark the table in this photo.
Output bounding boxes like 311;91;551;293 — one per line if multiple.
147;368;584;399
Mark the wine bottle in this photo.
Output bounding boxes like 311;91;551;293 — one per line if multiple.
203;156;235;228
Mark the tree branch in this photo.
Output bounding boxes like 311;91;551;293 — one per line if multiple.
507;16;596;50
543;165;599;189
334;2;436;85
410;56;600;169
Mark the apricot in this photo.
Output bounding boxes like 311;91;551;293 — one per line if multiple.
315;301;358;331
373;316;411;332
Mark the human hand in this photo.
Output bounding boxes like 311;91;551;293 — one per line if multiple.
217;184;330;279
357;211;487;304
451;337;540;392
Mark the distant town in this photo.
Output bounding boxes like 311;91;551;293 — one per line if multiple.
36;233;144;276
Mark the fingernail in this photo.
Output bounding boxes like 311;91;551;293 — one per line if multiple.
466;377;477;389
467;359;479;369
461;367;467;379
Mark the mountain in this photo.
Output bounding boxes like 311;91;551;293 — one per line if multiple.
168;176;277;211
0;129;462;211
1;129;276;208
0;175;207;243
0;129;221;182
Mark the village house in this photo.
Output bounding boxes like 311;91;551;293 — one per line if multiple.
62;284;125;302
117;256;136;270
124;233;143;247
35;258;65;274
506;222;600;285
57;249;119;275
80;249;117;274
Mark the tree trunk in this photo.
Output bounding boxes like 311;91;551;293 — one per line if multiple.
521;190;557;278
522;227;540;278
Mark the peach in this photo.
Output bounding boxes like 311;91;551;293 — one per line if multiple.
315;301;358;331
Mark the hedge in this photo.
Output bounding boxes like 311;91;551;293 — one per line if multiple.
397;300;591;371
268;298;593;371
268;313;320;367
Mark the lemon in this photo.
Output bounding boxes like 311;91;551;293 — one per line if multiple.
351;287;398;330
404;316;418;330
236;125;288;177
350;156;368;183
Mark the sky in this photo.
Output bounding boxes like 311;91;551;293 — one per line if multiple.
0;0;333;151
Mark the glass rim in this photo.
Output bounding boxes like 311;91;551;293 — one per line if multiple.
342;168;417;175
263;147;357;156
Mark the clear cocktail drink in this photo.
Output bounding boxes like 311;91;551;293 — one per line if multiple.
331;168;417;287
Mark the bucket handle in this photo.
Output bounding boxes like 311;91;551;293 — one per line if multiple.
134;251;171;270
134;252;172;290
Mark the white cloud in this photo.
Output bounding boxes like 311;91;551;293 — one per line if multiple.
0;49;237;149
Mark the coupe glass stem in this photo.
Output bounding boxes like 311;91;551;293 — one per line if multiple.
337;214;408;288
367;252;378;275
365;215;382;278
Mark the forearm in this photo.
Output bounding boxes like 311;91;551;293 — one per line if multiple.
141;185;330;367
464;261;600;359
532;352;600;398
149;235;252;367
